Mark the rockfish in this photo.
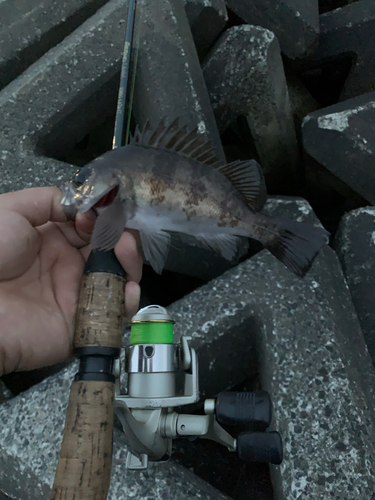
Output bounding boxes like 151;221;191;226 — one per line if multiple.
60;119;329;277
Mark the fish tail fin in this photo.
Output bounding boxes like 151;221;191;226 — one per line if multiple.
257;216;330;278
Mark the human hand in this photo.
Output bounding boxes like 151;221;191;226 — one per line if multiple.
0;187;142;376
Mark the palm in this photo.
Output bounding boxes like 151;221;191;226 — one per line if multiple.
0;187;142;376
0;217;88;374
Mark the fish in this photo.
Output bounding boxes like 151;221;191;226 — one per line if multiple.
60;118;330;277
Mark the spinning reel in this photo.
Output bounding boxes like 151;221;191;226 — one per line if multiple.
114;305;283;470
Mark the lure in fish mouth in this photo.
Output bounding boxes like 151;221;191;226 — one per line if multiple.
60;118;330;278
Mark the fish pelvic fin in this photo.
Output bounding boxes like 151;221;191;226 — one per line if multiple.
132;117;267;211
255;216;330;278
139;229;171;274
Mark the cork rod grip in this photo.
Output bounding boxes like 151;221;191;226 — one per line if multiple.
74;272;126;349
52;265;126;499
51;380;115;500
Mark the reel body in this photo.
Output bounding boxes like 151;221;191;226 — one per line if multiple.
114;306;283;470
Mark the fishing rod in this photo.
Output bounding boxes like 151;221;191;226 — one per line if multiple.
54;0;283;494
51;1;138;498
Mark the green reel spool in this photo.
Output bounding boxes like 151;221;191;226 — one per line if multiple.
130;305;175;345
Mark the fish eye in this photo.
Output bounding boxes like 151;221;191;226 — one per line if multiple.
71;169;88;188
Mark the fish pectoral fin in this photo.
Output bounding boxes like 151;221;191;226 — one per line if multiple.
139;230;171;274
181;233;242;261
90;197;127;251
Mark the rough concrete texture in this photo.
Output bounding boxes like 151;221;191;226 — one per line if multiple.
183;0;228;58
132;0;225;160
0;0;227;90
203;25;299;190
302;91;375;205
0;0;229;278
0;0;223;194
333;207;375;366
170;249;375;496
224;0;319;59
285;72;320;142
0;0;109;91
308;0;375;101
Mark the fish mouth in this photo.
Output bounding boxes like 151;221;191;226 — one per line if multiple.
93;185;119;208
77;183;120;213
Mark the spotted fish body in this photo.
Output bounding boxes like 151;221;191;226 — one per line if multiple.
61;120;329;276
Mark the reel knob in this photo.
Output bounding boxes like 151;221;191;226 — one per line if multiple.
215;391;272;429
237;431;283;465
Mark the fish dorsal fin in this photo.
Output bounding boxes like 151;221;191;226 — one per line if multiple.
132;118;225;166
217;159;267;211
132;119;267;211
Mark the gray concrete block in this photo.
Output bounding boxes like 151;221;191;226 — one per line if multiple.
203;25;299;190
333;207;375;366
170;247;375;496
184;0;228;58
132;0;225;160
302;91;375;205
0;0;130;194
225;0;319;59
0;0;227;278
0;0;224;193
307;0;375;101
0;0;109;90
285;72;320;142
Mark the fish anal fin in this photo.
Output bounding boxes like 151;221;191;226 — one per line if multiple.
218;160;267;211
139;229;171;274
180;233;242;261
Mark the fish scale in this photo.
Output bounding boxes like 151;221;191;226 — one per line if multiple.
60;120;330;277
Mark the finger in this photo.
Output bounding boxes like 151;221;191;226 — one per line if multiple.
75;210;97;239
80;244;92;262
124;228;142;247
0;210;40;280
124;281;141;321
114;231;143;284
0;187;68;227
54;210;97;248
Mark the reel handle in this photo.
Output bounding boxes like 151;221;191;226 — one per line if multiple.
51;250;125;500
215;391;272;429
237;431;283;465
